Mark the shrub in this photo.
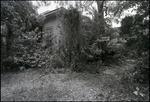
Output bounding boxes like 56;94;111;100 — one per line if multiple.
81;43;103;64
133;52;149;84
39;36;66;71
1;30;43;72
1;56;31;72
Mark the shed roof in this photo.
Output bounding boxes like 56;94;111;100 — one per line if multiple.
42;7;67;19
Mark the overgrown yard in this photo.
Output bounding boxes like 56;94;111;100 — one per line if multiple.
1;59;149;101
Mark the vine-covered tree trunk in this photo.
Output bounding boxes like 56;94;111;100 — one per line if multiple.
61;8;81;70
96;1;106;51
97;1;105;36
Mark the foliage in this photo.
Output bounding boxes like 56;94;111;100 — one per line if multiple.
121;15;149;58
1;30;43;72
1;1;149;75
39;34;65;70
81;15;95;46
1;1;36;22
120;16;134;35
1;1;44;71
60;7;81;70
133;53;149;84
119;1;149;84
35;1;129;71
58;6;110;72
80;9;122;66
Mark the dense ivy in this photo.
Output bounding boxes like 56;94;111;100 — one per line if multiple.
60;7;81;70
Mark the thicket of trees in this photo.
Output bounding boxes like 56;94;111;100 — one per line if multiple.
1;1;149;83
119;1;149;84
1;1;44;71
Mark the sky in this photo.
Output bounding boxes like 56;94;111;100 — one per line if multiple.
32;1;137;28
32;1;57;14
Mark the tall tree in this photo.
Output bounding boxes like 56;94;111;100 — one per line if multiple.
1;1;38;57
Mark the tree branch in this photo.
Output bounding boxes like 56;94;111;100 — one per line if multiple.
87;1;94;7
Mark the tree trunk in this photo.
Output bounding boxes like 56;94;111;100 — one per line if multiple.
96;1;106;51
96;1;105;36
6;23;12;58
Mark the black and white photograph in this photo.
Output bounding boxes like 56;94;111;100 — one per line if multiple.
1;1;149;101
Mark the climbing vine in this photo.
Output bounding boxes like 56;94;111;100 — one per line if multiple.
60;7;82;70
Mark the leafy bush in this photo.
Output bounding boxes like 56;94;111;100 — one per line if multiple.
133;52;149;84
1;30;43;72
1;1;45;72
81;43;103;63
1;56;30;72
120;12;149;59
47;53;64;69
37;33;66;71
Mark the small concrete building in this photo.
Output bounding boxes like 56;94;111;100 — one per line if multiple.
42;7;67;50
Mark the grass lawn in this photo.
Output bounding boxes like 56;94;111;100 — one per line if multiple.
1;59;149;101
